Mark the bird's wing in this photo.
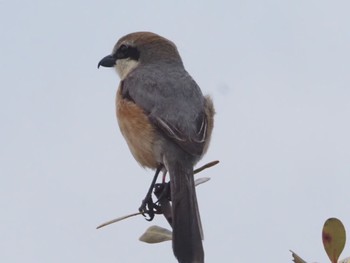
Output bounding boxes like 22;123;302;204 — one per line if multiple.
121;65;207;156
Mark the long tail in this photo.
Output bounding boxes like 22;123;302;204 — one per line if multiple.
167;157;204;263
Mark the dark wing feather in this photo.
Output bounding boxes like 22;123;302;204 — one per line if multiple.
149;112;207;156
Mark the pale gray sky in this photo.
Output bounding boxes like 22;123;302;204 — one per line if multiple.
1;0;350;262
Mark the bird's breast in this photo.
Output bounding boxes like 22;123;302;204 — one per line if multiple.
116;85;158;169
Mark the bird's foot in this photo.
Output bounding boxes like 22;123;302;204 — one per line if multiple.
139;182;171;221
139;195;161;221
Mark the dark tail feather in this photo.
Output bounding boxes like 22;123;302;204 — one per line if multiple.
168;158;204;263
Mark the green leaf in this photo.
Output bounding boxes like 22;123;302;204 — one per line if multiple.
322;218;346;263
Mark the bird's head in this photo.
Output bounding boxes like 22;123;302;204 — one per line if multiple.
98;32;183;79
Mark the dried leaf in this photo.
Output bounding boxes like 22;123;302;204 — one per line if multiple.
139;225;172;243
339;257;350;263
290;250;308;263
194;177;210;186
322;218;346;263
96;212;141;229
194;160;219;174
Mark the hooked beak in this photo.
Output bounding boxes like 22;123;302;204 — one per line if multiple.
97;55;116;68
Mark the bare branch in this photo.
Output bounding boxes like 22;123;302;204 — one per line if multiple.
96;160;219;230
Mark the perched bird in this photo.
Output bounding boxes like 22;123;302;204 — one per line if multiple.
98;32;214;263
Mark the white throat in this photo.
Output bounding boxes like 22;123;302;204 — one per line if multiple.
116;59;139;80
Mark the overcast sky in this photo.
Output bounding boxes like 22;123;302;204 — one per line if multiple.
1;0;350;262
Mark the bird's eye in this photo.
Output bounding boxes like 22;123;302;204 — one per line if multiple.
119;44;128;52
116;44;140;61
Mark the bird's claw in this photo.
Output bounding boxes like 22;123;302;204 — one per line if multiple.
139;196;161;221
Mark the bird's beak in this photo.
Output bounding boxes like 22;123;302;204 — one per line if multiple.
98;55;116;68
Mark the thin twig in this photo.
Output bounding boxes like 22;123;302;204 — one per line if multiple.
96;160;219;229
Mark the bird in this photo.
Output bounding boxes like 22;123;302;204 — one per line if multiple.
98;32;214;263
